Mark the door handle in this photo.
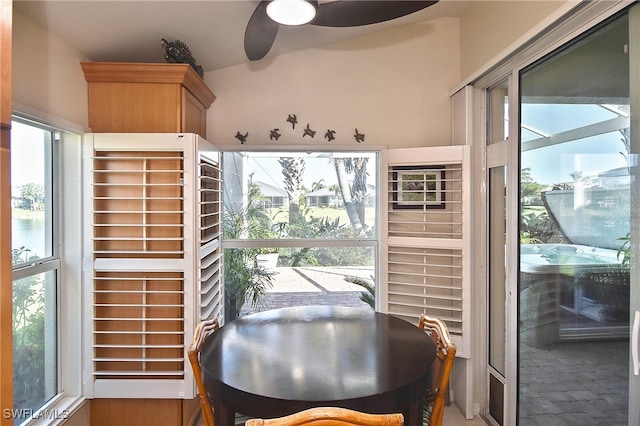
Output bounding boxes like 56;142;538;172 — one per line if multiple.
633;310;640;376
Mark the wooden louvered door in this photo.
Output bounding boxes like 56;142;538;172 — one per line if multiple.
83;133;222;425
382;146;470;357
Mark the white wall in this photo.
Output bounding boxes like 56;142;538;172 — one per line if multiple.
205;17;460;149
458;1;573;81
12;10;89;128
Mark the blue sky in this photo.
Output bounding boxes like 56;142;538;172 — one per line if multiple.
520;103;630;185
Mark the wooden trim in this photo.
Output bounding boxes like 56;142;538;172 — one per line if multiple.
0;0;10;124
0;0;12;423
81;62;216;108
90;399;184;426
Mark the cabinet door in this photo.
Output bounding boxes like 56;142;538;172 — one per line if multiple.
87;82;183;133
82;63;215;137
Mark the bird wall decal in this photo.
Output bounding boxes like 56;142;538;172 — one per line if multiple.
354;129;365;143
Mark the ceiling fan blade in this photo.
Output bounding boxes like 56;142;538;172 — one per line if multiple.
244;1;280;60
312;0;438;27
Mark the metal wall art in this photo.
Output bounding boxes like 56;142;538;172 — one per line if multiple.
234;113;365;144
270;129;281;140
303;124;316;138
287;114;298;129
235;131;248;144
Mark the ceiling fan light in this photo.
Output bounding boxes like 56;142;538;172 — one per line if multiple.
266;0;318;26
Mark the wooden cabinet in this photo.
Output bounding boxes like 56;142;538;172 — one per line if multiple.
81;62;216;139
80;63;218;426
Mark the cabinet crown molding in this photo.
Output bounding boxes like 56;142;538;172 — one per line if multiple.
81;62;216;108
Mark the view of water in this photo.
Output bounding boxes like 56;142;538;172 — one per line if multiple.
12;216;47;261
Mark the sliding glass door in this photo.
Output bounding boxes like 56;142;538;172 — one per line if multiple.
518;8;638;425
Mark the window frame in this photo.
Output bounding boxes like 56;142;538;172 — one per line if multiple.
11;116;61;423
464;2;633;424
11;112;86;425
220;147;383;311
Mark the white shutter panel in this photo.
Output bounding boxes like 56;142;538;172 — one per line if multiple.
83;133;222;398
198;156;224;322
383;146;471;358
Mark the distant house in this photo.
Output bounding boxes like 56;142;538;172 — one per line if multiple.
306;188;341;208
255;181;288;208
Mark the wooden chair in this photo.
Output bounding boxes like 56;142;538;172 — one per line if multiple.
245;407;404;426
417;314;457;426
188;317;220;426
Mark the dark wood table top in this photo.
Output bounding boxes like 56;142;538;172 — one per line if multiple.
200;305;436;426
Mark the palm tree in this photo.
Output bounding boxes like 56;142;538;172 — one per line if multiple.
334;157;368;233
279;157;306;224
520;168;545;204
223;177;275;320
311;179;326;192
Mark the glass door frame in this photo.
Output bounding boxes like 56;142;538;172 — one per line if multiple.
471;1;634;424
628;5;640;425
483;72;520;426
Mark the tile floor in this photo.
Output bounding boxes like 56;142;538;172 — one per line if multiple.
442;406;487;425
519;339;628;425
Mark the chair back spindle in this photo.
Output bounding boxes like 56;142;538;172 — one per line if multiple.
188;317;220;426
245;407;404;426
417;314;457;426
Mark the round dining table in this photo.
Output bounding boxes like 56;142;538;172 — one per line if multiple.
200;305;436;426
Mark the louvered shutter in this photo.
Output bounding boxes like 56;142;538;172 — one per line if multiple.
83;133;223;398
198;156;223;321
382;146;471;358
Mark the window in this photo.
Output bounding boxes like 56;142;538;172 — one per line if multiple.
222;151;378;320
11;119;60;422
487;78;509;144
518;13;631;424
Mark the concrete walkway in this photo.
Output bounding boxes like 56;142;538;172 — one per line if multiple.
239;266;374;315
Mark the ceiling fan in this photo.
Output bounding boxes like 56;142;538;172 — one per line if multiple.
244;0;439;61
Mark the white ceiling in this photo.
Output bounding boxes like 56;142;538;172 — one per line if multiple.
14;0;470;72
